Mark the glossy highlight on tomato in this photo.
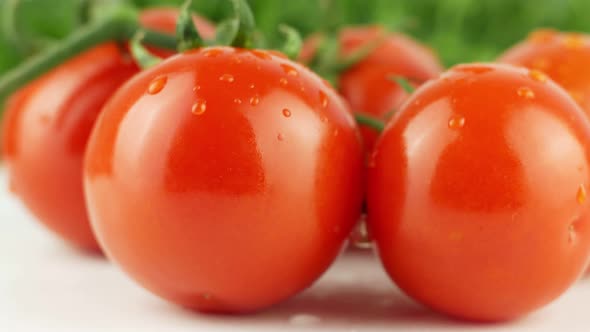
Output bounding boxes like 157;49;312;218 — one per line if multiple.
1;9;214;251
302;26;444;152
500;29;590;116
367;63;590;321
83;47;364;312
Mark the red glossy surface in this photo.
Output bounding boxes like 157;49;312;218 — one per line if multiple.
302;26;444;152
367;63;590;321
500;29;590;116
1;9;212;251
84;47;364;312
2;44;137;251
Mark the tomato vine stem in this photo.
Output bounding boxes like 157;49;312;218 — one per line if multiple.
0;7;177;103
354;113;385;132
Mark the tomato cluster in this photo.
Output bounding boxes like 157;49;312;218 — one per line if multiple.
3;2;590;323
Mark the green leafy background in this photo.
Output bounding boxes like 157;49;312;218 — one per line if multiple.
2;0;590;75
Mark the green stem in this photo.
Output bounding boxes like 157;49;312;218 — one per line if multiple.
130;32;163;69
0;9;177;102
176;0;204;52
230;0;257;48
355;113;385;132
278;24;302;60
390;75;416;94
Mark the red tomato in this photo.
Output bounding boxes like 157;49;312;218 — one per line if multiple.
367;63;590;321
500;29;590;116
302;26;444;152
83;47;364;312
1;9;214;251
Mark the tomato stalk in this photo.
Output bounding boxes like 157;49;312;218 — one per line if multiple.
176;0;205;52
390;76;416;94
130;32;164;69
354;113;385;132
176;0;301;60
0;7;177;102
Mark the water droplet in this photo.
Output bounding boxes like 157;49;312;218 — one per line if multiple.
528;29;558;44
282;108;292;117
319;90;329;109
193;85;201;92
320;115;328;123
148;76;167;95
233;98;242;105
288;314;321;326
219;74;235;83
249;95;260;106
569;223;577;243
249;84;255;89
191;100;207;115
280;63;299;77
529;69;548;83
251;50;272;60
299;85;306;92
563;33;585;49
517;87;535;99
333;129;339;137
201;293;212;300
448;115;465;129
279;78;288;86
232;56;243;64
277;133;284;141
204;49;223;57
577;184;587;204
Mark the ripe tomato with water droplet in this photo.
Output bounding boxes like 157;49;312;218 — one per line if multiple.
84;47;364;312
500;29;590;116
1;9;214;252
368;63;590;321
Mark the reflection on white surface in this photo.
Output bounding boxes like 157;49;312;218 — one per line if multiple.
2;167;590;331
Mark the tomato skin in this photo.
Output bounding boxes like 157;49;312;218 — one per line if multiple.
302;26;444;152
83;47;364;312
499;30;590;116
367;63;590;321
2;44;138;251
1;9;213;251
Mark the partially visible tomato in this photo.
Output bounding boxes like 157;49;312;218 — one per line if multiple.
368;63;590;321
301;26;444;152
139;7;215;58
84;47;364;312
1;9;214;251
500;29;590;116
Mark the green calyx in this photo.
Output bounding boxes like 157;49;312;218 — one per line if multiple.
354;113;385;133
176;0;302;60
305;30;386;88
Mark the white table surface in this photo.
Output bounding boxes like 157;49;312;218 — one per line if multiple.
1;168;590;332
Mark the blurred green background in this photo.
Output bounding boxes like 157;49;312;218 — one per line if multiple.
2;0;590;76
